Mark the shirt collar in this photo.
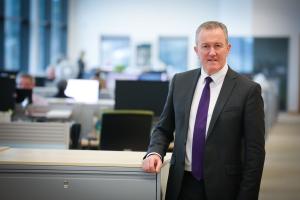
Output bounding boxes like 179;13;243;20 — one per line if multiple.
200;63;228;84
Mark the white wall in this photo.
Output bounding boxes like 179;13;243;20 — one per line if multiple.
251;0;300;113
68;0;220;69
67;0;300;112
29;0;40;75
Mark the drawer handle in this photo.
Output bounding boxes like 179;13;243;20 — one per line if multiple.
63;180;69;189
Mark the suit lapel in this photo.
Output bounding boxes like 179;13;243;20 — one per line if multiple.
183;69;201;140
206;68;238;139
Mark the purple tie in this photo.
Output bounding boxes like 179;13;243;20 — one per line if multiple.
192;76;212;181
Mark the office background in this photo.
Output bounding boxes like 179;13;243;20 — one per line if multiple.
0;0;299;113
68;0;300;112
1;1;300;199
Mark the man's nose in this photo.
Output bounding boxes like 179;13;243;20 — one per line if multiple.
208;47;217;56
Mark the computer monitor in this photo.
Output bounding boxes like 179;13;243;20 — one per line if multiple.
64;79;99;103
15;89;33;104
0;70;19;79
115;80;169;117
0;77;16;111
34;76;47;87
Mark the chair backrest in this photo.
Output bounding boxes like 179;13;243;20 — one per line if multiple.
100;110;153;151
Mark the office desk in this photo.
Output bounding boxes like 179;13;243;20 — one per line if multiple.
0;148;171;200
47;98;115;138
28;108;72;122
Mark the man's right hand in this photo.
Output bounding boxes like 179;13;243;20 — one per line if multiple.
142;154;162;173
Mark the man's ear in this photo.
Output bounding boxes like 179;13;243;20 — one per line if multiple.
227;43;231;53
194;46;198;54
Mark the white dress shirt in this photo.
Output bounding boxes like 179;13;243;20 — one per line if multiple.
184;64;228;171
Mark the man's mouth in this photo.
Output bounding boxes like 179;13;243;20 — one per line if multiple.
208;59;217;62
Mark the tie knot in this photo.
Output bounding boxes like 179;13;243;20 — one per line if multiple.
205;76;213;84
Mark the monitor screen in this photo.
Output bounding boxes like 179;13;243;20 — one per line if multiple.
0;70;19;79
15;89;33;104
34;76;47;87
64;79;99;103
0;77;16;111
115;80;169;117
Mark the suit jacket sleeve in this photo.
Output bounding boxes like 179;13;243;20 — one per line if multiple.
146;75;177;158
238;83;265;200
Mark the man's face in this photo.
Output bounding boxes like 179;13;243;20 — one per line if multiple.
194;27;231;75
19;77;34;89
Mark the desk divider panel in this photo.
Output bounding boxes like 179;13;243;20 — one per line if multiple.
0;122;70;149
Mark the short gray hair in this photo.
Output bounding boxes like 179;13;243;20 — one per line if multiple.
195;21;229;44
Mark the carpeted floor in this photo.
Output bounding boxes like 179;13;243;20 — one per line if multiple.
259;113;300;200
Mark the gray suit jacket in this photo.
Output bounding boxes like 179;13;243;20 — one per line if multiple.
147;67;265;200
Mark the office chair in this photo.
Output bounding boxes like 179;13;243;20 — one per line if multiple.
100;110;154;151
69;123;81;149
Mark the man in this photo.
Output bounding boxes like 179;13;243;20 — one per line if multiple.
17;73;35;89
77;51;85;79
142;21;265;200
17;73;48;105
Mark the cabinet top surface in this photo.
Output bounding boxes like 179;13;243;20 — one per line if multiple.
0;147;171;168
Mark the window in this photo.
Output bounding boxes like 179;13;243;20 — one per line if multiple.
228;37;254;73
253;37;288;110
39;0;68;71
3;0;30;72
100;36;130;71
136;43;151;68
0;0;4;69
50;0;67;64
228;37;288;110
38;0;51;72
0;0;68;73
159;37;188;73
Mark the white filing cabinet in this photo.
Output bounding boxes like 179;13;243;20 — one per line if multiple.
0;148;170;200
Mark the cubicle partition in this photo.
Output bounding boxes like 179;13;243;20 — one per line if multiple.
0;122;71;149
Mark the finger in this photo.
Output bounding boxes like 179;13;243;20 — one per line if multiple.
142;158;150;172
155;159;162;173
148;157;156;172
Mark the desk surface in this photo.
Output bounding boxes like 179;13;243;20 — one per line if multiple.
46;109;72;119
0;146;9;152
47;97;115;107
0;147;171;168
